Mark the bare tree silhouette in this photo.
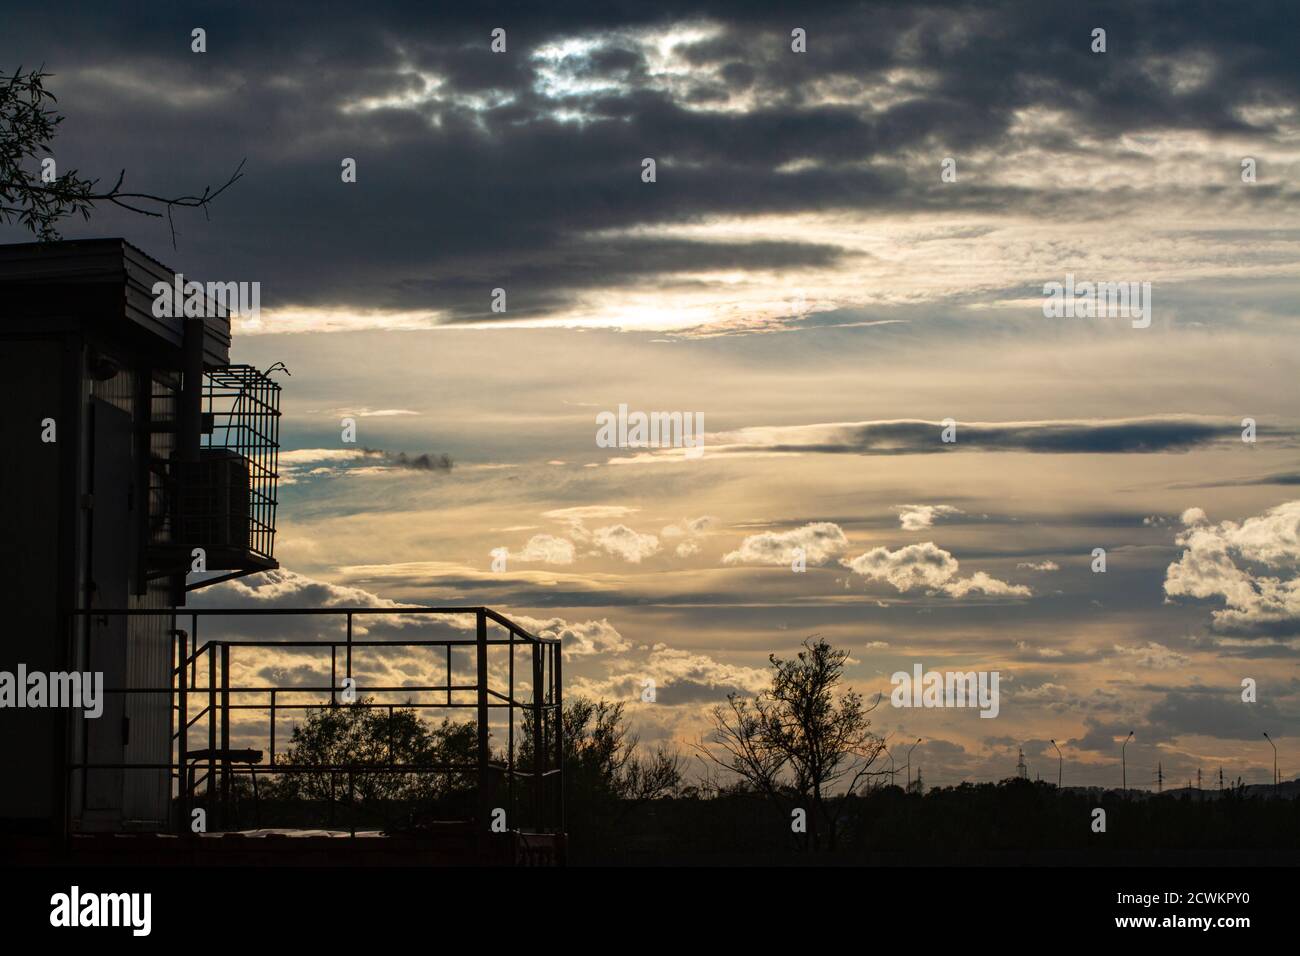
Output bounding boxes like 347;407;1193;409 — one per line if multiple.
699;636;886;850
1;67;243;245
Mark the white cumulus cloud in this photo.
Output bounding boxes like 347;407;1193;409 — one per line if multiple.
722;521;849;567
1164;501;1300;632
1111;642;1190;669
593;524;661;563
895;504;962;531
510;534;576;564
841;542;1030;598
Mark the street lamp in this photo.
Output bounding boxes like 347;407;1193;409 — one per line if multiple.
1122;731;1134;792
1051;739;1063;789
906;738;922;790
1264;732;1278;792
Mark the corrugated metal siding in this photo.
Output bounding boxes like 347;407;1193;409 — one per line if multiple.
127;370;181;828
149;370;180;549
122;582;173;828
122;242;231;365
89;366;174;829
90;360;134;412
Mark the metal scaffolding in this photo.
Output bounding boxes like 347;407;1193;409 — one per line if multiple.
63;606;565;861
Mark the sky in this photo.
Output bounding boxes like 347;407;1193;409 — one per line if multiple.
4;0;1300;790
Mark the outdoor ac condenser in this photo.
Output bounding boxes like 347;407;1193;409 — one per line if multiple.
173;449;251;559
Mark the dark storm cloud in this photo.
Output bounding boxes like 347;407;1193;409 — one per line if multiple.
1173;471;1300;489
712;417;1285;457
1146;688;1299;741
1200;642;1300;660
361;448;454;472
254;663;326;688
742;509;1200;531
1068;687;1300;749
3;1;1298;318
652;678;754;705
1069;717;1150;753
393;237;857;322
1209;618;1300;640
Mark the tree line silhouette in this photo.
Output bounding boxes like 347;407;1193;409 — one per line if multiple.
196;636;1300;863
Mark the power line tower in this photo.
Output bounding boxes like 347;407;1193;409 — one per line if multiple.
1016;747;1028;780
1197;768;1202;791
1219;767;1224;791
1157;762;1163;792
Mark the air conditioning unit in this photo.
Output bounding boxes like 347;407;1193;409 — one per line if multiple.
174;449;251;557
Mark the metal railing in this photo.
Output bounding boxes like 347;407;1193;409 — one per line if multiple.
64;607;563;841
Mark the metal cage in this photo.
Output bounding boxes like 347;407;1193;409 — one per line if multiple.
170;365;280;572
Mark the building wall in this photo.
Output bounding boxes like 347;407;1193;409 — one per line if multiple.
0;338;67;828
0;337;176;834
1;241;233;837
73;355;176;831
122;370;179;829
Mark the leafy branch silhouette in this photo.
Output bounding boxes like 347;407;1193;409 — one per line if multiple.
1;66;243;246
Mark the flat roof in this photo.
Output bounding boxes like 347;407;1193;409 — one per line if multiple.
0;238;232;366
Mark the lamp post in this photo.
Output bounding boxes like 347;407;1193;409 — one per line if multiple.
1121;731;1134;792
1051;739;1063;789
1264;732;1278;792
906;738;921;791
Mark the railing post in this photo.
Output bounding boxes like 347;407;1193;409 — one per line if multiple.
190;614;198;700
328;641;336;826
532;642;544;830
555;640;564;836
476;610;490;834
176;629;188;835
208;643;216;826
507;630;515;827
221;643;231;826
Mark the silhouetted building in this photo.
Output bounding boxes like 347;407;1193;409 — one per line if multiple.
0;239;280;835
2;240;566;866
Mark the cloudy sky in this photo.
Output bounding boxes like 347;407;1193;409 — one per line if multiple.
6;1;1300;788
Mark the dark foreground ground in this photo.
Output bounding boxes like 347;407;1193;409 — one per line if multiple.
565;780;1300;865
5;778;1297;867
